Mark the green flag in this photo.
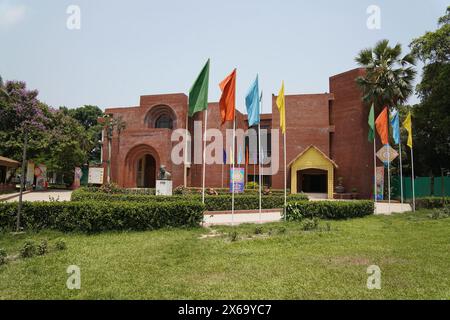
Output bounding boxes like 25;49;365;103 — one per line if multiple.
188;59;210;117
368;103;375;142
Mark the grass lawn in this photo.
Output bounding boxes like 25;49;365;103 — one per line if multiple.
0;209;449;299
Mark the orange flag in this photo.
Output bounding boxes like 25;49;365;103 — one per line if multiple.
375;106;389;145
219;69;236;124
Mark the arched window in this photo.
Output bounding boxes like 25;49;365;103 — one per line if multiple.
155;115;173;129
145;105;177;130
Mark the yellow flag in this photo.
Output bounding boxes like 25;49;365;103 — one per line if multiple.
276;81;286;134
403;111;413;149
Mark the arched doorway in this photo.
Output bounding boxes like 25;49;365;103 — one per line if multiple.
136;154;156;188
123;144;160;188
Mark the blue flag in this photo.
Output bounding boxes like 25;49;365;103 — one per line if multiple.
245;75;260;127
390;109;400;145
223;149;227;164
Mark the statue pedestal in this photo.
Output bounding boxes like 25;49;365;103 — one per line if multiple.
156;180;172;196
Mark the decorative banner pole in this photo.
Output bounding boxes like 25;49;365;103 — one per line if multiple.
201;109;208;204
258;95;262;223
188;59;210;197
403;111;415;211
219;68;237;225
368;103;377;212
276;81;287;221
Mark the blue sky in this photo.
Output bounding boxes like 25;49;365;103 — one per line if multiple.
0;0;447;113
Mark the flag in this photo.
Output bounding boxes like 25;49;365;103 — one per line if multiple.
368;104;375;142
375;107;389;145
390;108;400;145
219;69;236;124
223;149;227;165
403;111;413;149
245;75;260;127
276;81;286;134
188;59;210;117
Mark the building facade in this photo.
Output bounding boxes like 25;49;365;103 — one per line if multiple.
102;68;376;199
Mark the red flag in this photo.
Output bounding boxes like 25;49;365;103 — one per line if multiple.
219;69;236;124
375;107;389;145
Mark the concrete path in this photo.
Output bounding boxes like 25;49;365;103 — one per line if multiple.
374;202;412;215
4;190;72;202
203;210;283;226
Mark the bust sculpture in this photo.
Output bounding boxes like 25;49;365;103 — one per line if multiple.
158;165;172;180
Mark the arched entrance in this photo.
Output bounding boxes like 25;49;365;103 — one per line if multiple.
123;144;160;188
136;154;156;188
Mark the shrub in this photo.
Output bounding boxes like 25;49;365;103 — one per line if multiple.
20;240;37;258
300;218;319;231
286;200;374;220
254;226;263;234
429;205;450;220
0;248;7;265
55;239;67;251
245;181;259;189
37;240;48;255
0;201;205;233
415;197;449;209
229;231;238;242
71;190;308;211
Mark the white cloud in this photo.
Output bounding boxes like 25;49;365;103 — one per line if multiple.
0;2;27;28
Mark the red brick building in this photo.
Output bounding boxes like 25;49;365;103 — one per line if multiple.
102;68;375;199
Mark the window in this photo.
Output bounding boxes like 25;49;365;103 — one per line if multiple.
155;115;173;129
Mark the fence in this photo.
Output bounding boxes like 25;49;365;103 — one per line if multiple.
392;176;450;199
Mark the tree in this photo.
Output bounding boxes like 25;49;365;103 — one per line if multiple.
61;105;104;163
355;39;416;110
0;81;49;231
408;6;450;175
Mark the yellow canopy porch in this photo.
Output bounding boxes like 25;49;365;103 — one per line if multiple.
289;145;338;199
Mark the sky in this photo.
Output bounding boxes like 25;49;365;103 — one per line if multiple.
0;0;447;113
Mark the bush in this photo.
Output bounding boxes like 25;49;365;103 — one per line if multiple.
300;218;319;231
55;239;67;251
0;201;205;233
71;189;308;211
254;226;263;234
286;200;374;220
0;248;7;265
415;197;449;209
37;240;48;255
245;181;259;189
20;240;37;258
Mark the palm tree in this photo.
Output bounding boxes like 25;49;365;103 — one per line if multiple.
355;39;416;109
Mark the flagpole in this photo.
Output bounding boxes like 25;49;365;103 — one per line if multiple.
399;139;404;203
221;159;224;189
258;99;262;223
231;115;236;226
411;146;415;211
202;109;208;204
373;137;377;213
184;115;188;187
284;129;287;221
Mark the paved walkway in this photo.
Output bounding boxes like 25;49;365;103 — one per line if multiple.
203;202;412;225
4;190;72;202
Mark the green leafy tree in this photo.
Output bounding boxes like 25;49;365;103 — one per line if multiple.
409;6;450;175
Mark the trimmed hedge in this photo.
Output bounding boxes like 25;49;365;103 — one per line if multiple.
0;201;205;233
71;189;308;211
286;200;374;220
414;197;449;209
